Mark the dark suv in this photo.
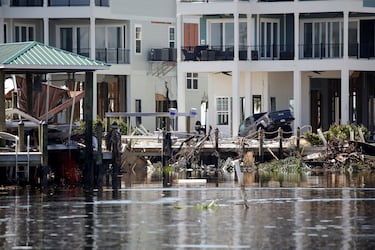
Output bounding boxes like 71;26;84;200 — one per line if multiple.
238;109;294;138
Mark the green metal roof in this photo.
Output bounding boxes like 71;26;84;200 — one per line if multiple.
0;41;110;73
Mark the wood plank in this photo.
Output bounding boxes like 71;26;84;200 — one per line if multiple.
38;91;85;120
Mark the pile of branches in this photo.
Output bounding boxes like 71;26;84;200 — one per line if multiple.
321;139;375;170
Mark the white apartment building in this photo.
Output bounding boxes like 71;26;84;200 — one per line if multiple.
0;0;208;133
176;0;375;138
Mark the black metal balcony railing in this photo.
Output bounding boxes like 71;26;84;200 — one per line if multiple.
179;43;375;61
180;45;294;61
351;42;375;59
9;0;109;7
95;48;130;64
49;0;89;6
179;0;250;2
95;0;109;6
299;43;343;59
11;0;43;6
149;48;177;62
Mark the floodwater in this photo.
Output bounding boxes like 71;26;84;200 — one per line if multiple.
0;169;374;250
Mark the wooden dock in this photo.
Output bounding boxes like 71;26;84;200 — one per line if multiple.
0;152;42;166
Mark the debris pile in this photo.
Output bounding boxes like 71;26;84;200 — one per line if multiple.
311;139;375;170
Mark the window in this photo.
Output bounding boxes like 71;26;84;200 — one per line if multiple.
260;19;279;59
95;25;126;63
270;97;276;112
15;25;34;42
302;20;343;59
209;20;247;50
135;25;142;54
60;28;73;52
216;97;229;125
169;26;175;48
253;95;262;114
135;99;142;126
186;72;198;90
348;21;358;57
60;26;89;56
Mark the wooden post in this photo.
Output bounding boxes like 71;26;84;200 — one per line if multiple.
26;73;33;115
83;71;94;191
95;121;103;189
214;128;220;180
162;128;172;187
40;122;48;190
296;127;300;151
278;127;283;159
214;128;219;151
18;121;25;152
0;71;5;134
258;128;264;163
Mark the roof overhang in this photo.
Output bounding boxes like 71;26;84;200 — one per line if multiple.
0;41;110;74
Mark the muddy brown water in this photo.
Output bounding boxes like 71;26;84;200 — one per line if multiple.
0;169;374;249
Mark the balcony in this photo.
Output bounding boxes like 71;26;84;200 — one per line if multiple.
179;0;250;2
95;0;109;6
349;42;375;59
9;0;109;7
95;48;130;64
299;43;342;59
179;45;294;61
11;0;43;6
48;0;89;6
149;48;177;62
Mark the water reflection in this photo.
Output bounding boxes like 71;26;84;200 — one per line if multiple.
0;170;374;249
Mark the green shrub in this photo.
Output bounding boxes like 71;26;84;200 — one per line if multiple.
304;124;368;146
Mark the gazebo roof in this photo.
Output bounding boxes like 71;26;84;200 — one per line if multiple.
0;41;110;73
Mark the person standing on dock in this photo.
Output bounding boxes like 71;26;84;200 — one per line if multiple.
106;121;122;189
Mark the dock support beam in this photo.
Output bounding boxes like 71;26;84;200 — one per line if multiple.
95;121;103;189
0;71;5;134
40;122;48;190
296;127;300;151
258;128;264;163
83;71;94;191
162;128;172;187
278;127;283;159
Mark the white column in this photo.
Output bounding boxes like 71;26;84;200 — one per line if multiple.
341;10;350;125
89;17;97;120
294;11;299;60
9;19;13;43
177;15;182;63
231;13;240;137
293;70;301;129
0;19;4;43
90;17;95;59
341;69;350;125
176;14;186;132
177;73;186;132
245;72;252;116
232;66;240;138
343;10;349;59
43;18;49;45
234;12;239;61
247;14;253;60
